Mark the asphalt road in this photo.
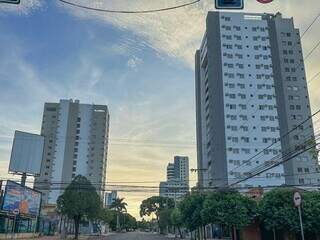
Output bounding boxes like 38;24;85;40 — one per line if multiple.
103;232;172;240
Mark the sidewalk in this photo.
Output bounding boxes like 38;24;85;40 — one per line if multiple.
36;233;114;240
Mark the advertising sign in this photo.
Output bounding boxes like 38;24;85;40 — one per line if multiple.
1;181;41;216
9;131;44;175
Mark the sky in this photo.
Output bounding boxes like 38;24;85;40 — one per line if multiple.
0;0;320;218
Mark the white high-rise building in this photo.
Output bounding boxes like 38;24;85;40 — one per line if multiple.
34;99;110;204
159;156;189;200
196;12;320;189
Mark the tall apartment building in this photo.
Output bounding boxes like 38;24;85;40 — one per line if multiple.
195;12;320;188
159;156;189;200
34;99;110;204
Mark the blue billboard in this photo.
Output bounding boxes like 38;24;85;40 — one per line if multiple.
1;181;41;216
215;0;244;9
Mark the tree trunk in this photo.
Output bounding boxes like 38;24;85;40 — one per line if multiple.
233;225;237;240
178;227;183;238
273;228;276;240
74;215;80;240
203;226;206;240
116;212;120;232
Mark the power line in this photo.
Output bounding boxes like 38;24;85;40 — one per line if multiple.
301;12;320;39
308;70;320;84
230;140;319;186
58;0;201;14
227;107;320;174
304;38;320;62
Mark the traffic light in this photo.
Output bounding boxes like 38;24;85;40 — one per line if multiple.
215;0;244;9
0;0;20;4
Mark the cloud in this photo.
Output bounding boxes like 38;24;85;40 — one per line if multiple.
127;55;143;70
57;0;320;69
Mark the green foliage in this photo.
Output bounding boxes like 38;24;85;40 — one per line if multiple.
171;208;184;238
259;188;320;236
259;188;301;233
158;208;173;232
122;213;137;230
110;197;127;213
201;191;257;229
178;193;205;231
302;191;320;235
109;197;128;231
137;219;150;230
99;208;115;224
201;192;221;226
140;196;175;220
56;175;102;239
216;191;257;229
171;208;183;228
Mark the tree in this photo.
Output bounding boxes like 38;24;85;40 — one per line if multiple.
137;219;150;231
57;175;102;239
140;196;175;221
302;191;320;239
158;208;173;234
110;198;127;231
215;191;257;240
179;193;205;239
259;188;320;239
122;213;137;231
171;208;184;238
201;192;221;227
99;208;115;225
259;188;302;239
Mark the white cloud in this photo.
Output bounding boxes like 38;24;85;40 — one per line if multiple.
127;55;143;70
58;0;320;68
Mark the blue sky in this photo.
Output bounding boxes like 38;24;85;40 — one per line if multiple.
1;0;320;217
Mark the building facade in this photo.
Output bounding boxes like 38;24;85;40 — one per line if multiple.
34;99;110;204
159;156;189;201
195;12;319;189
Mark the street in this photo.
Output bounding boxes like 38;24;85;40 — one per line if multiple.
99;232;172;240
37;232;172;240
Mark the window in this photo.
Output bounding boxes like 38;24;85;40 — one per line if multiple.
298;167;303;173
46;107;56;112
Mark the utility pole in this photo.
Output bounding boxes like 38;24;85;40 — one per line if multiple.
293;192;305;240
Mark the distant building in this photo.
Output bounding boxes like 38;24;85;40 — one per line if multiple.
196;11;320;189
34;99;110;204
159;156;189;201
104;190;117;208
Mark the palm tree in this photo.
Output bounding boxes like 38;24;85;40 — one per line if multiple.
110;198;127;231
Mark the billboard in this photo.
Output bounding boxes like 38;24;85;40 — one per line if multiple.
105;190;117;207
9;131;44;175
1;181;41;216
